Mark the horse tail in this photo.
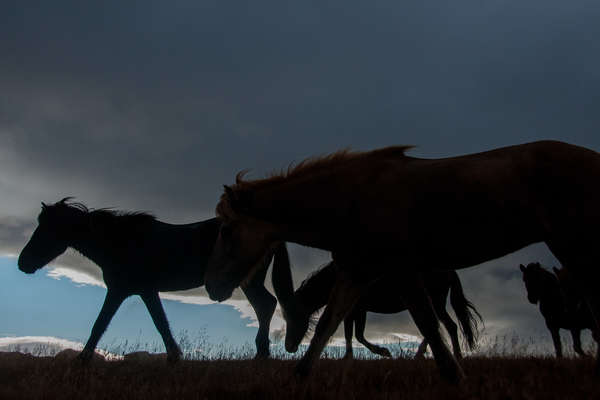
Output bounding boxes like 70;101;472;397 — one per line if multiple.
449;271;483;351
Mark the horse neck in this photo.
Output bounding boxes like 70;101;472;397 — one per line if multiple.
537;274;565;310
68;217;114;268
249;175;354;249
295;262;338;314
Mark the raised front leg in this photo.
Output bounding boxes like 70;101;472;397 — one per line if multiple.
404;273;464;383
295;269;367;376
570;329;585;356
354;310;391;358
79;289;127;362
141;291;182;362
343;315;354;359
242;260;277;359
547;324;563;358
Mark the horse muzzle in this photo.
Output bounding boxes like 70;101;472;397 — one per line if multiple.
205;282;235;302
17;255;39;274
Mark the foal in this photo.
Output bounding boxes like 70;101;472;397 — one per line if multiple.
520;262;597;357
272;250;481;359
18;198;279;362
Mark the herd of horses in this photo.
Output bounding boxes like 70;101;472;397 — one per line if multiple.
15;140;600;383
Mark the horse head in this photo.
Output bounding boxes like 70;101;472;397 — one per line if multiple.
520;262;547;305
205;185;280;302
18;198;84;274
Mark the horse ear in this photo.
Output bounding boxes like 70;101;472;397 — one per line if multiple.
519;264;526;272
41;201;47;209
223;185;253;213
223;185;234;199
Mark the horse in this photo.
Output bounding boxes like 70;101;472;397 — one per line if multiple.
271;254;481;359
17;198;280;362
204;140;600;382
520;262;598;357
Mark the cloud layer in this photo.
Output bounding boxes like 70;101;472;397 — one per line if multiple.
2;0;600;348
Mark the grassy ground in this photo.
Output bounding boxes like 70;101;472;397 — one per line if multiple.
1;353;598;400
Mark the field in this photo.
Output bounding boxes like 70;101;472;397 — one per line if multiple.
1;351;599;400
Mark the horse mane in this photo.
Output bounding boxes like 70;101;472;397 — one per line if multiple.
296;262;338;296
295;262;338;332
216;145;414;220
42;197;156;231
237;145;413;189
528;263;559;283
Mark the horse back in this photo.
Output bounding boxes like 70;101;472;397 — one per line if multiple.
102;217;222;292
340;141;600;269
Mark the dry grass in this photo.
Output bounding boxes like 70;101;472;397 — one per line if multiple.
0;353;598;400
1;333;597;399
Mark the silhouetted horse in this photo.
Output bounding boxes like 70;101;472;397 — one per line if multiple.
520;262;598;357
204;141;600;382
17;198;279;362
271;249;481;359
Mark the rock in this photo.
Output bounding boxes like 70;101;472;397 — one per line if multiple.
123;351;168;362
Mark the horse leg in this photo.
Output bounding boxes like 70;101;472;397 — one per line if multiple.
354;310;391;358
140;291;182;362
79;289;127;362
592;328;600;369
295;269;367;376
570;329;585;356
414;338;429;359
548;324;563;358
403;272;464;383
437;306;461;360
241;263;277;359
343;314;355;359
546;239;600;365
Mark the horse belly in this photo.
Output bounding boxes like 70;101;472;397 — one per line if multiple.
361;192;544;271
153;263;206;291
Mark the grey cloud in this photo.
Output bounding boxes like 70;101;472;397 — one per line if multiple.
0;216;35;256
2;0;600;347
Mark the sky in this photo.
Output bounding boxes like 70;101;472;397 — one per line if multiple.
1;1;600;356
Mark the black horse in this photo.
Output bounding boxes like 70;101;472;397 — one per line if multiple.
17;198;278;362
520;262;598;357
271;246;481;360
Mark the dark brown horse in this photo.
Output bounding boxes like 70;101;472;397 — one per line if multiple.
271;253;481;359
521;262;598;357
18;198;279;362
204;140;600;382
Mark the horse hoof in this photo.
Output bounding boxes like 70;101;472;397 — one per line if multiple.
167;351;182;363
76;351;92;364
380;348;392;358
441;365;466;385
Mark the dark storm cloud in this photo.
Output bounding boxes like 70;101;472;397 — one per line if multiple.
1;1;600;344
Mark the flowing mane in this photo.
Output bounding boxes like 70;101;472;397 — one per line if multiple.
41;197;157;233
297;262;337;296
216;145;414;220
